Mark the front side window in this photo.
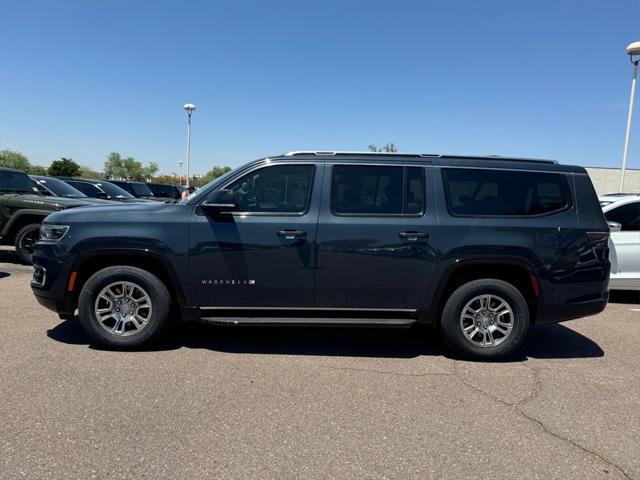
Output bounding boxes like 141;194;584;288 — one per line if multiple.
605;202;640;231
331;165;425;215
227;164;314;213
442;168;571;216
0;170;37;194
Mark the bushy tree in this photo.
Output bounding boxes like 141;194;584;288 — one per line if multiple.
368;143;398;153
28;165;47;175
79;165;103;179
194;166;232;187
48;157;81;177
104;152;159;181
0;149;31;171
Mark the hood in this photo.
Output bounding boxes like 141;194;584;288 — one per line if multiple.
44;198;180;223
3;193;100;210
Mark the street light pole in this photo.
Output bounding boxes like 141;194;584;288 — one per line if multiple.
179;160;183;186
183;103;196;189
620;42;640;192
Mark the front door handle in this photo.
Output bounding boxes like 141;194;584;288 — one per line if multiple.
277;229;307;240
399;231;429;242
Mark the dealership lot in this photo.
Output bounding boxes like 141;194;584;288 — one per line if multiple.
1;251;639;480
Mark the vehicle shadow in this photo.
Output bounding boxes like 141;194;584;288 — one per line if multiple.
609;290;640;305
0;249;24;265
47;319;604;361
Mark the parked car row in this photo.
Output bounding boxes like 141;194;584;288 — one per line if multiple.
0;168;185;262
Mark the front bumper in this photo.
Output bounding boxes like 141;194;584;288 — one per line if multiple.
31;243;77;319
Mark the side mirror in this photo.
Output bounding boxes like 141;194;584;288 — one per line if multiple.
96;191;109;199
202;189;237;213
608;221;622;233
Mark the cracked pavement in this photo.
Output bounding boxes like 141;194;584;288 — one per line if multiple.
1;252;639;479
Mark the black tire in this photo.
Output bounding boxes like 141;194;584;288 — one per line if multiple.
14;223;41;264
440;279;529;361
78;266;171;349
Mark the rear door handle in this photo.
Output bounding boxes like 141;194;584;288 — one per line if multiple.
399;231;429;242
277;229;307;240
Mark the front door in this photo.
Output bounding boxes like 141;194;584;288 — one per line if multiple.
314;163;437;310
189;162;321;307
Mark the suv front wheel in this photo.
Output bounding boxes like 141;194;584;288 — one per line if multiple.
440;279;529;360
78;266;171;349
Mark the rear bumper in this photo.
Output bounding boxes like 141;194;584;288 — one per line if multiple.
535;294;608;325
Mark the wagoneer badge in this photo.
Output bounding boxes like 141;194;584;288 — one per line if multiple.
201;279;256;286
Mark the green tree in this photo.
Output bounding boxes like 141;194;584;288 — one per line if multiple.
47;157;81;177
28;165;48;175
143;161;159;180
368;143;398;153
79;165;103;179
194;166;232;187
104;152;158;181
0;149;31;171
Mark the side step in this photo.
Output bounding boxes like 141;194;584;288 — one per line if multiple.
198;316;417;327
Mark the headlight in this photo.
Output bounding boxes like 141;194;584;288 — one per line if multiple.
39;224;70;241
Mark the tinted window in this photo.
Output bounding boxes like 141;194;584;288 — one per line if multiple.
148;184;178;198
129;183;154;197
227;164;314;213
442;168;571;216
605;202;640;231
66;181;98;197
331;165;424;215
0;170;37;194
95;182;134;199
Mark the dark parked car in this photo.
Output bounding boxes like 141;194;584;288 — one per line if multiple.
0;168;96;263
107;180;163;201
31;151;610;360
147;182;182;201
30;175;115;204
56;178;151;203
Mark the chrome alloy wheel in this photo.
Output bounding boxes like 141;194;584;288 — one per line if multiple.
459;294;514;348
94;281;153;336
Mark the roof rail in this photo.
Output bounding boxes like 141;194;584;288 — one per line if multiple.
282;151;557;164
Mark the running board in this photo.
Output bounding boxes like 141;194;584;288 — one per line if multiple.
198;316;417;327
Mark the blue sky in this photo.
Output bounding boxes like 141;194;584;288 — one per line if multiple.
1;0;638;174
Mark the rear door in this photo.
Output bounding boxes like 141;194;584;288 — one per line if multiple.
189;161;322;308
314;162;437;309
605;200;640;282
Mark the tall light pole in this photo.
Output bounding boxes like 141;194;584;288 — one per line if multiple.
620;41;640;192
179;160;183;186
183;103;196;188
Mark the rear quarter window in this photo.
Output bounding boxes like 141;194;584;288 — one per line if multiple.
442;168;571;217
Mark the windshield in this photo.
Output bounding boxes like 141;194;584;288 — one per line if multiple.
96;181;134;199
130;182;155;197
33;176;88;198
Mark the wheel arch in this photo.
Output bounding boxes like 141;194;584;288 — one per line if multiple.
1;211;48;244
70;249;188;310
431;257;540;324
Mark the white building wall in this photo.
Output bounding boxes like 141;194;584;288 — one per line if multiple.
585;167;640;196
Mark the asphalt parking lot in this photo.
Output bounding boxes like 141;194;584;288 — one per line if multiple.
1;250;639;480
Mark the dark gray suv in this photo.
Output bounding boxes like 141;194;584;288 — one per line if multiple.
31;151;610;360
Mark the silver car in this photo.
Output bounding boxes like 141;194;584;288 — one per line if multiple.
600;194;640;291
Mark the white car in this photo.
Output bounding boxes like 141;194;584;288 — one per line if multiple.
599;194;640;291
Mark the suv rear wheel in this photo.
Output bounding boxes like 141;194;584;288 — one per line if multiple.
15;223;41;264
78;266;171;349
440;279;529;360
